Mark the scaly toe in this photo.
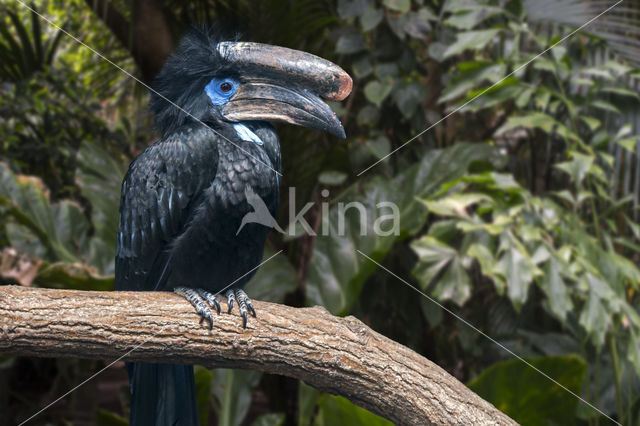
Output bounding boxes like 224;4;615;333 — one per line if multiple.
225;289;236;314
175;287;216;329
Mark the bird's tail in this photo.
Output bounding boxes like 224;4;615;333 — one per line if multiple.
127;362;200;426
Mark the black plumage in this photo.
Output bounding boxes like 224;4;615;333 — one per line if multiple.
115;27;350;426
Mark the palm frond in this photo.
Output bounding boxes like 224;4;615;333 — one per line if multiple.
524;0;640;65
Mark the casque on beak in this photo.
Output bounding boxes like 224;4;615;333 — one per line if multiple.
217;42;352;139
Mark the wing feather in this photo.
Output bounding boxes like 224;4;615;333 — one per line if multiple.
115;125;219;291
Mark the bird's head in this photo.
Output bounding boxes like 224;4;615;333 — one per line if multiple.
150;29;352;140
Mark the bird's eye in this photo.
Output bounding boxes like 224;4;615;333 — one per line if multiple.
205;78;237;105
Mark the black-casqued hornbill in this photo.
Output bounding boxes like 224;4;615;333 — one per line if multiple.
114;29;352;425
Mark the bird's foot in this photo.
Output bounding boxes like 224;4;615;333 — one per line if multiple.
225;288;256;328
174;287;221;330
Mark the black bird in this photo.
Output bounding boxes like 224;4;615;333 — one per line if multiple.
115;28;351;426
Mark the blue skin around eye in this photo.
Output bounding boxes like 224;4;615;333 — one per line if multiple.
205;78;238;105
205;77;263;146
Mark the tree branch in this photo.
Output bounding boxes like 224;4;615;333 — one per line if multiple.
0;286;515;425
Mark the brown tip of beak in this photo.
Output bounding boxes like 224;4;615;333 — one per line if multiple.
333;72;353;102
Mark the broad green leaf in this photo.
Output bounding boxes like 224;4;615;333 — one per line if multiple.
554;152;594;187
338;0;370;18
313;394;392;426
367;135;391;159
615;137;637;152
443;29;501;59
601;86;640;100
411;236;471;306
430;255;472;306
76;141;126;274
540;257;572;321
194;366;213;426
299;381;321;426
515;87;534;108
336;32;365;54
396;143;498;235
451;78;521;112
468;355;587;425
411;236;457;285
364;80;393;106
382;0;410;13
591;100;620;114
211;369;262;426
580;116;601;131
35;262;114;290
405;9;433;39
439;61;506;104
422;193;491;217
578;289;610;347
306;144;496;314
441;0;478;13
360;8;383;31
495;234;539;310
393;82;428;118
444;6;504;30
468;244;497;279
245;249;299;303
495;112;580;143
0;163;90;263
582;67;613;80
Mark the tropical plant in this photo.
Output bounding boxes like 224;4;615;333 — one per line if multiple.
0;4;64;81
3;0;640;424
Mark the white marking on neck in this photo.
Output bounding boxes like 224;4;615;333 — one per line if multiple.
233;123;264;146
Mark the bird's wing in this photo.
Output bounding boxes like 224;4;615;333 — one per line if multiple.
115;125;219;291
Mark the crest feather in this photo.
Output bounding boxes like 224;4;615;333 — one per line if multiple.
150;27;240;136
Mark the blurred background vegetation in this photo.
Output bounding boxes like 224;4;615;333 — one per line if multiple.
1;0;640;424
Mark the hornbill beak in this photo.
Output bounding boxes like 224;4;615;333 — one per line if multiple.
218;42;352;139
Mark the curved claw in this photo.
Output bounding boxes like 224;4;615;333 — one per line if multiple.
212;298;222;315
225;289;236;314
199;311;214;330
247;302;256;318
175;287;219;330
224;288;256;327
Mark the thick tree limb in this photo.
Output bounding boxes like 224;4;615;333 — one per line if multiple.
0;286;515;425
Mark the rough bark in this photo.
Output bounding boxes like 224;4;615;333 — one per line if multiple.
0;286;516;425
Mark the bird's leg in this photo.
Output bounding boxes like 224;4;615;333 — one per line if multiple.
174;287;221;330
225;288;256;328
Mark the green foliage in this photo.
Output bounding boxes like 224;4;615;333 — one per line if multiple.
4;0;640;424
306;142;496;314
97;408;129;426
468;355;588;425
0;4;64;81
312;394;392;426
210;369;262;426
0;162;114;287
414;171;640;398
297;381;391;426
194;366;213;426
